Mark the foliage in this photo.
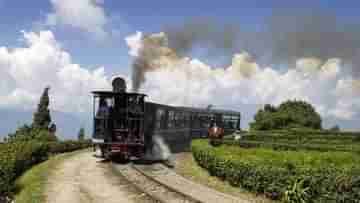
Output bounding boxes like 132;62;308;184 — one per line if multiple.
330;125;340;132
0;140;91;199
0;141;48;197
224;140;360;153
191;139;360;202
224;129;360;153
78;128;85;141
47;140;91;154
32;87;52;130
7;86;58;143
6;126;57;143
283;179;310;203
250;100;322;130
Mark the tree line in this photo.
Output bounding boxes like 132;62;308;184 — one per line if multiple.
250;100;323;131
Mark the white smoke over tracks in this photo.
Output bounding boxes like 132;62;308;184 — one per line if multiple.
145;135;172;161
126;31;360;125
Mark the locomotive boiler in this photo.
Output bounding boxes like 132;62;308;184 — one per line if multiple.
92;77;241;160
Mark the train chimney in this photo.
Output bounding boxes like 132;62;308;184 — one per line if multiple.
112;77;127;93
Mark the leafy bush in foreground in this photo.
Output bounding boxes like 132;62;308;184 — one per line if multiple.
0;141;48;196
0;140;91;199
191;139;360;202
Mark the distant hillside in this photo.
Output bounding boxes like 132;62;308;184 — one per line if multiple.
0;108;91;141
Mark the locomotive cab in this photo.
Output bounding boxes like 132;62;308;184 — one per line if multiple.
92;77;147;159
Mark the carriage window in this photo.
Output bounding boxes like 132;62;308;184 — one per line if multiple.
156;109;165;129
183;112;190;128
174;111;184;128
191;114;199;128
222;114;239;129
174;112;179;128
234;115;240;129
199;114;210;128
168;110;175;128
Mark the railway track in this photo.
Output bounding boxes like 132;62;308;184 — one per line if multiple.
112;163;200;203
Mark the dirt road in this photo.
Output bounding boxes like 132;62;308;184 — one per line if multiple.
45;151;148;203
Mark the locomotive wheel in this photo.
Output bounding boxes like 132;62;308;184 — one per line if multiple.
103;148;111;160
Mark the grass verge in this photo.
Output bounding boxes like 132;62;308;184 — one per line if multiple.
173;152;276;203
13;150;87;203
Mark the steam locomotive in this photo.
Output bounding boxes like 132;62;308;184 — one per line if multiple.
92;77;241;159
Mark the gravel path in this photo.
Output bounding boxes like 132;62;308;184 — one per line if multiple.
45;151;145;203
113;163;197;203
134;164;248;203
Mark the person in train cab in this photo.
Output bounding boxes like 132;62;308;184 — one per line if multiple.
97;98;110;118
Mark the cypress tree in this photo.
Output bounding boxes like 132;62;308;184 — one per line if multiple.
78;127;85;141
33;86;52;129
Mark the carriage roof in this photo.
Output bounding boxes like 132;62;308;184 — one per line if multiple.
177;106;240;115
146;102;240;116
91;91;147;97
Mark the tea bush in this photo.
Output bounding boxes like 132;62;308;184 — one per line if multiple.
192;139;360;202
0;140;91;198
223;140;360;153
0;141;48;196
47;140;91;154
226;129;360;153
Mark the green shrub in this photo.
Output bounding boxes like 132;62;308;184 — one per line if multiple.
191;139;360;202
227;129;360;153
0;140;91;199
0;141;48;197
47;140;91;154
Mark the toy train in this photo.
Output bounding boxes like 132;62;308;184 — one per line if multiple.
92;77;241;159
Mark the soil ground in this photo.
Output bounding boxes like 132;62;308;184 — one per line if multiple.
45;151;147;203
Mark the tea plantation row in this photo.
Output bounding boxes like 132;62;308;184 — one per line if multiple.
192;139;360;202
225;130;360;153
0;140;91;199
223;139;360;153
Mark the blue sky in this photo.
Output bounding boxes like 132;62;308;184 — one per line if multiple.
0;0;359;138
1;0;360;76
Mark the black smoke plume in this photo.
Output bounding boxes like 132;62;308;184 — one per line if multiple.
164;12;360;74
131;33;177;91
164;19;243;57
267;9;360;75
131;9;360;90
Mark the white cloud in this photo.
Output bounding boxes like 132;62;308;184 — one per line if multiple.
330;79;360;120
46;0;108;39
127;32;360;124
0;30;111;113
1;30;357;130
